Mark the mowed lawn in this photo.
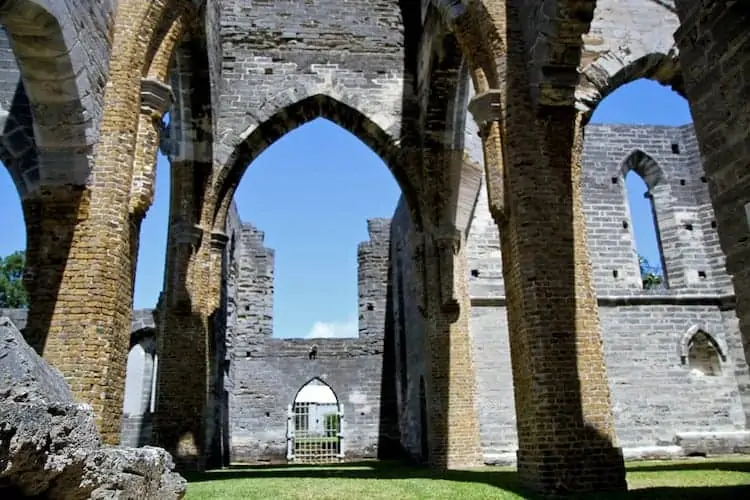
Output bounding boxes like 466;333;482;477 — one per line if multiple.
184;457;750;500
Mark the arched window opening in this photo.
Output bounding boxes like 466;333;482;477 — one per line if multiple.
233;117;400;340
623;163;668;290
289;378;342;463
0;164;27;311
590;78;691;291
121;334;157;447
687;331;723;377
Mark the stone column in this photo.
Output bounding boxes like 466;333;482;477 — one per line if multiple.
154;220;209;470
412;225;483;469
154;144;225;470
130;78;174;288
469;91;626;493
21;79;172;444
674;1;750;423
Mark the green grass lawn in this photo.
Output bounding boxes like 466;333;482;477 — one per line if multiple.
184;457;750;500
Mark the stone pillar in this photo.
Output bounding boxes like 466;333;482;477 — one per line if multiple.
154;221;209;470
469;91;626;493
22;186;90;354
412;226;483;469
22;75;173;444
129;78;174;288
154;147;225;470
674;1;750;422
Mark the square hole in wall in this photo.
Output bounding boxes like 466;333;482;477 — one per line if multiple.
622;220;629;229
612;269;619;278
611;177;618;184
698;270;707;279
685;223;694;231
671;143;680;154
680;179;686;186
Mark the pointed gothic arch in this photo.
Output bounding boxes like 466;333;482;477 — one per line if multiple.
679;325;728;374
289;377;342;463
620;149;669;289
0;0;95;193
213;93;422;232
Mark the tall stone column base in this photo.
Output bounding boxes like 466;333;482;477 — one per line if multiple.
517;446;626;494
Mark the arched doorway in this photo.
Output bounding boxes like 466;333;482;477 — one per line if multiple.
288;378;342;463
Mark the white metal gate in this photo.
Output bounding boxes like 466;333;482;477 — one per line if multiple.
287;403;344;463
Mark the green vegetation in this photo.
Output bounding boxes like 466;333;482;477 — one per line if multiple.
323;413;340;437
184;457;750;500
0;251;28;308
639;254;665;289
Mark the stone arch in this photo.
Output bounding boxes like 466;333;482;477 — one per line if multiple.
421;25;482;235
290;377;342;462
620;149;666;189
679;325;728;370
212;92;422;231
423;0;502;94
579;53;683;120
577;1;684;117
620;149;670;288
0;0;94;192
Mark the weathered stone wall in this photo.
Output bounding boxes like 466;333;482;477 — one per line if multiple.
391;122;750;462
211;0;410;169
225;217;394;461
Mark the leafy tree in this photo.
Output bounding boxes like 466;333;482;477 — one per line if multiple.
638;254;664;290
0;251;28;308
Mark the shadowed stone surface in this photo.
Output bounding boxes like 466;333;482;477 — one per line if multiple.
0;317;186;499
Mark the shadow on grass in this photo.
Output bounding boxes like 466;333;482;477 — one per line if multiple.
182;459;750;499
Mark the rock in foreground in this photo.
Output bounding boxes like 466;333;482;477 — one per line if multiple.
0;317;186;499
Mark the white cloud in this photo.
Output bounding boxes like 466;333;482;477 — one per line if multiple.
305;316;358;339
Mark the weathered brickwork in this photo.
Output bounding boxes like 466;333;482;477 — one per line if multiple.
2;0;750;494
392;122;750;464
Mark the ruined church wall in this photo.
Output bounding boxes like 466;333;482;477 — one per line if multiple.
212;0;410;166
391;123;750;462
226;218;395;462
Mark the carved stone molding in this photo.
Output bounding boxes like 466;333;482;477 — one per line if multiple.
467;90;503;131
141;78;174;119
209;231;230;251
174;222;203;247
435;227;462;312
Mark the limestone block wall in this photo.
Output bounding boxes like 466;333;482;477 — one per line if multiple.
211;0;411;167
225;217;396;462
390;123;750;462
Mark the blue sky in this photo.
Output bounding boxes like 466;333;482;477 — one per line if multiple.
0;78;692;337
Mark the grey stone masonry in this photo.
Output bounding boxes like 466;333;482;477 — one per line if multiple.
390;122;750;464
0;0;113;193
210;0;411;168
225;216;397;462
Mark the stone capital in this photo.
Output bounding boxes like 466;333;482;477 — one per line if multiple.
434;226;462;255
209;231;230;251
173;222;203;247
140;78;174;118
467;90;503;129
